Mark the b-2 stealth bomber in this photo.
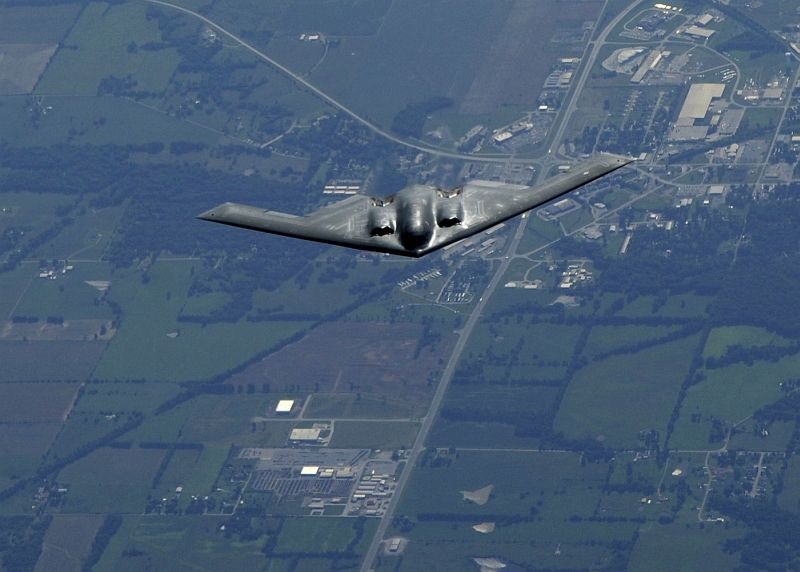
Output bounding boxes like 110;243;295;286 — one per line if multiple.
198;154;632;257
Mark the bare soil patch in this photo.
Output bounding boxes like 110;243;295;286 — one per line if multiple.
229;322;456;407
0;382;81;422
461;484;494;505
34;514;104;572
0;44;57;94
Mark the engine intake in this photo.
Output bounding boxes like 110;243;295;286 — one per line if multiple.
369;208;396;236
436;200;464;228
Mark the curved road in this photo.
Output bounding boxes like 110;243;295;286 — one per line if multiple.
145;0;533;164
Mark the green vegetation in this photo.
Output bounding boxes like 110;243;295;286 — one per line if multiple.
328;421;420;449
36;3;180;95
555;334;702;448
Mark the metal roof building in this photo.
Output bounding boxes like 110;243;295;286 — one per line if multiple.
678;84;725;120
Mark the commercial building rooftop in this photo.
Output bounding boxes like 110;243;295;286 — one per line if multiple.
276;400;295;413
678;83;725;120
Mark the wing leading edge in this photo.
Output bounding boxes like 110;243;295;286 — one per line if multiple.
197;153;633;257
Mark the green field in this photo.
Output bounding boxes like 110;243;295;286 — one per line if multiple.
778;456;800;513
59;446;167;513
679;354;796;424
0;422;61;488
180;394;282;445
178;445;229;509
0;4;81;43
91;262;311;382
36;2;181;95
3;95;221;149
583;324;682;358
305;393;425;419
383;450;633;572
628;524;741;572
555;334;702;448
702;326;788;360
328;421;420;449
76;381;183;416
427;419;542;449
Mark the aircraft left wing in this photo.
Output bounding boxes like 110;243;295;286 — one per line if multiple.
196;194;415;256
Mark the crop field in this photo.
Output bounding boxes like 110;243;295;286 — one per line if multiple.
463;319;583;382
35;2;180;95
180;394;274;444
47;411;134;461
5;96;221;149
0;5;81;43
583;325;682;359
308;0;515;126
76;381;182;416
702;326;787;359
231;321;454;406
328;420;420;449
0;382;79;422
35;514;104;572
380;520;638;572
178;445;229;509
109;515;375;572
384;451;633;572
59;446;167;513
91;262;311;382
127;404;193;445
305;393;425;419
555;334;702;448
679;354;797;424
442;385;560;418
31;202;126;262
274;518;376;554
628;524;741;572
778;456;800;513
11;271;113;322
0;422;61;487
427;419;541;449
401;450;605;517
152;449;201;499
121;516;268;572
0;342;107;382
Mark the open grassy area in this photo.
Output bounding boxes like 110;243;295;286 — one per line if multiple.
328;421;419;449
59;446;167;513
36;2;180;95
680;354;797;424
305;393;425;419
583;325;682;359
77;381;183;416
382;450;633;572
628;523;741;572
427;419;541;449
555;334;702;448
702;326;788;360
0;422;61;487
92;262;310;382
180;394;276;445
0;4;81;43
178;445;229;509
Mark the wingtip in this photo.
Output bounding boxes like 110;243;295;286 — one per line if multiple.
196;203;233;222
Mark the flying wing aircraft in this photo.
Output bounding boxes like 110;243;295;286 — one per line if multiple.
197;153;632;257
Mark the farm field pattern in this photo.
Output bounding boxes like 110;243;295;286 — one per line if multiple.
2;0;800;571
